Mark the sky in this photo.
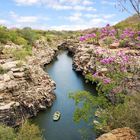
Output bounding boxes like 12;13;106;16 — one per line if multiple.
0;0;133;31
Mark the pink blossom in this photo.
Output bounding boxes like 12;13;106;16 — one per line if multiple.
93;72;98;77
103;78;111;84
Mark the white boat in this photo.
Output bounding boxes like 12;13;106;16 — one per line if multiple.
53;111;61;121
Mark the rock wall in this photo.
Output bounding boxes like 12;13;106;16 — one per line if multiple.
0;41;57;126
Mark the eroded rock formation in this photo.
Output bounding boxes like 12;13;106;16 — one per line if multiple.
0;41;57;126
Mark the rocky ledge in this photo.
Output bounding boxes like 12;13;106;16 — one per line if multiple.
0;40;57;126
96;127;137;140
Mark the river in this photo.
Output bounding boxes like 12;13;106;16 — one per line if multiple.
32;51;97;140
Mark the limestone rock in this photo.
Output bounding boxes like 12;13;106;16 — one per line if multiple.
97;133;117;140
96;127;137;140
0;82;5;91
0;41;57;126
109;42;120;49
2;61;18;70
3;74;11;82
13;72;25;78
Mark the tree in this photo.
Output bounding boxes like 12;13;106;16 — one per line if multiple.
16;121;43;140
0;121;43;140
20;27;38;45
117;0;140;18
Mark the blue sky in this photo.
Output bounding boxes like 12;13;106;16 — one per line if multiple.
0;0;133;30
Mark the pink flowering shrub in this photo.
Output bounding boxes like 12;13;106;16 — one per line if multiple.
79;33;98;44
80;24;140;49
86;49;131;102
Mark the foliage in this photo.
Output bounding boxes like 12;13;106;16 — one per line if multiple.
85;50;129;100
70;91;140;136
0;124;16;140
19;27;40;45
14;36;28;46
103;37;113;46
0;121;43;140
69;91;109;123
0;26;10;44
16;121;43;140
12;45;32;60
115;14;140;30
80;24;140;49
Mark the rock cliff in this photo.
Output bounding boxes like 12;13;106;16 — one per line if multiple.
0;40;57;126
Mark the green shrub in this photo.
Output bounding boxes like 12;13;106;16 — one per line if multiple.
14;36;27;46
103;37;113;46
70;91;140;136
0;124;16;140
0;26;10;44
119;39;128;47
16;121;43;140
20;27;39;45
12;45;32;60
0;121;43;140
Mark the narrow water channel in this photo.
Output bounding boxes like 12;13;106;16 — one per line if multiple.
32;51;97;140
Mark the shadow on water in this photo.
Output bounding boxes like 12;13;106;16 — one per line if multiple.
32;50;97;140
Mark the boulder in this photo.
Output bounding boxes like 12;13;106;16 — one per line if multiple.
2;61;18;70
0;82;5;91
109;42;120;49
3;74;11;82
96;127;137;140
13;72;25;78
96;133;117;140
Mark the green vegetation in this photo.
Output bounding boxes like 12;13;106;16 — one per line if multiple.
115;14;140;30
12;45;32;60
0;124;16;140
0;121;43;140
70;91;140;136
0;26;41;46
19;27;39;45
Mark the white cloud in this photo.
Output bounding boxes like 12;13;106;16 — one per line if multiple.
0;19;8;24
10;11;38;23
14;0;39;5
49;24;89;31
67;12;83;22
101;0;116;5
10;11;49;24
17;16;38;23
13;0;96;11
60;12;117;31
82;0;94;5
102;14;115;19
85;14;98;18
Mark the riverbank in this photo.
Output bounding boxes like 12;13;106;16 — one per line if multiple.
0;39;57;126
58;38;140;140
59;39;140;96
32;50;97;140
